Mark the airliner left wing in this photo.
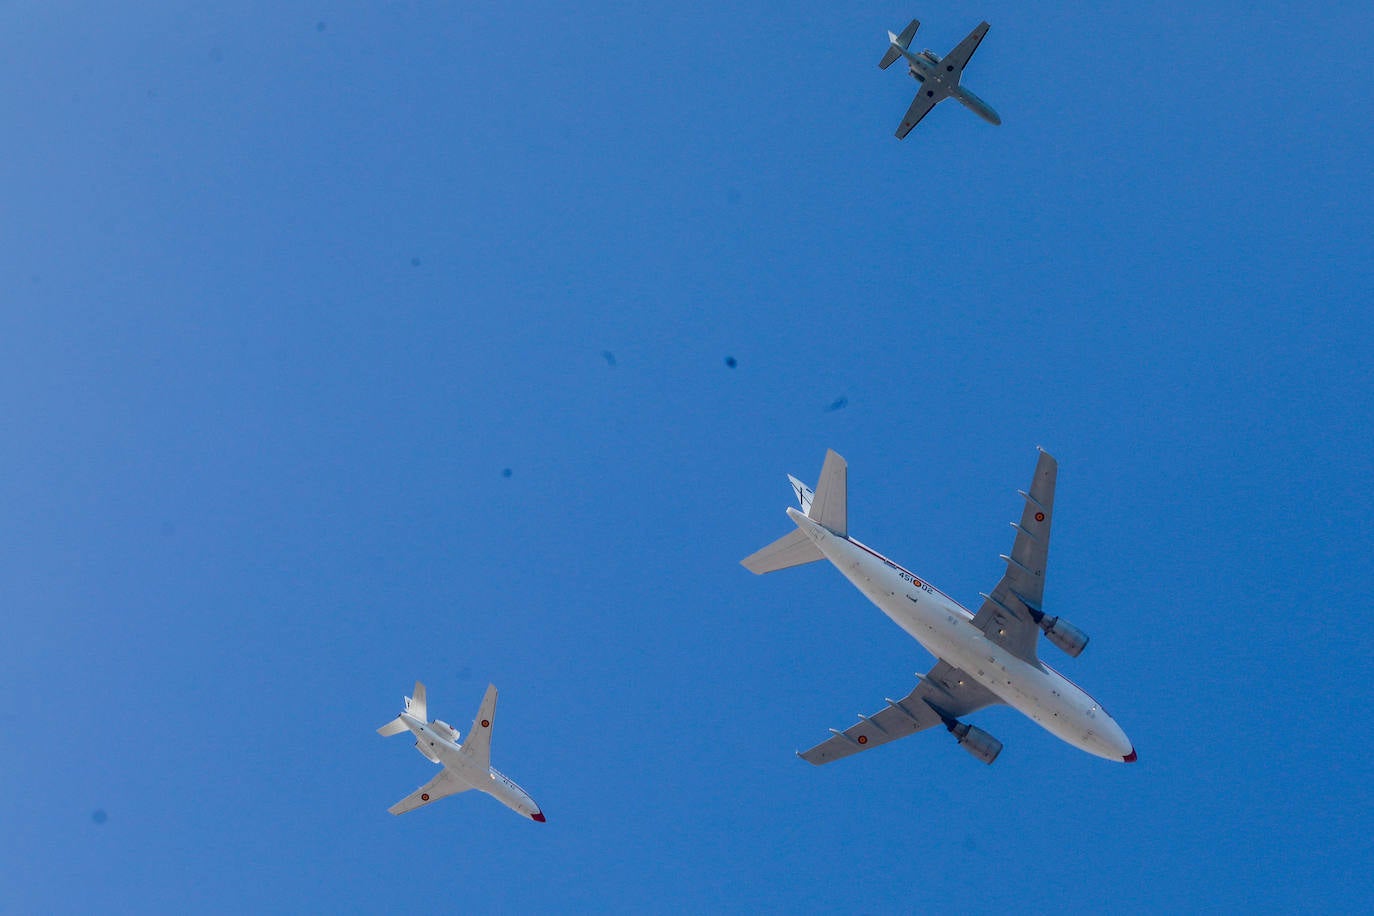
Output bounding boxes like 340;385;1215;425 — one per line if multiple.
798;660;1000;764
971;449;1057;664
388;768;471;815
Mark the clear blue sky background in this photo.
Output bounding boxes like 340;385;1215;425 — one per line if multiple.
3;1;1372;912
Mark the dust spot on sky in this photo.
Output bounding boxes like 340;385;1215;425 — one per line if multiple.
92;809;108;825
410;257;421;267
825;396;848;412
209;47;224;63
502;468;512;478
724;356;737;369
316;21;327;32
727;188;742;205
602;351;616;367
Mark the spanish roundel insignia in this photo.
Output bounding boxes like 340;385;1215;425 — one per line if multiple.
1035;512;1045;522
421;793;430;801
481;719;490;728
857;735;868;745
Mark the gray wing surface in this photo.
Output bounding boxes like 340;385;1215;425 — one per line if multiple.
388;768;471;815
942;21;990;79
970;448;1057;664
798;661;1000;765
895;91;943;138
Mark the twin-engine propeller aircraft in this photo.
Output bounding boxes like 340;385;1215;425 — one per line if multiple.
880;17;1001;137
378;681;546;821
743;449;1135;766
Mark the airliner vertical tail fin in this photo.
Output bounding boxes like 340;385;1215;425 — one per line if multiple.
808;449;848;537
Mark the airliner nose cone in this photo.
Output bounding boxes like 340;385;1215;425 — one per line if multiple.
1123;749;1137;763
532;811;546;823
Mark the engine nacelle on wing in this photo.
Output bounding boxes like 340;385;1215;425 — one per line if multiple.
952;722;1003;765
1040;615;1089;657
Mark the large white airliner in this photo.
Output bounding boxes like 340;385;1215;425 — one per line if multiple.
378;681;546;820
743;449;1136;765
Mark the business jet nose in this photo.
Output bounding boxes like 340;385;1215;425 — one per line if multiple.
531;811;546;823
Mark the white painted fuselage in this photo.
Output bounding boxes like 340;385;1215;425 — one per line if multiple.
787;507;1132;761
399;713;544;819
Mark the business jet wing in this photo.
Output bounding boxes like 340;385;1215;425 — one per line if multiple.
971;449;1057;664
798;660;1000;764
460;684;498;770
942;21;990;80
388;768;471;815
895;91;943;139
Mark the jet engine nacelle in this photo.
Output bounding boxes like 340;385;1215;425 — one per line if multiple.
1040;615;1089;657
952;722;1003;765
432;719;460;742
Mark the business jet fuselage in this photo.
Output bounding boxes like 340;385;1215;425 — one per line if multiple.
900;47;1001;126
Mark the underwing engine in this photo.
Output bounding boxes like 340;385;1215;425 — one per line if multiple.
1039;615;1089;657
949;721;1003;765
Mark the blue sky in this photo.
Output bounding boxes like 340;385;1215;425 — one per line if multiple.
3;1;1372;912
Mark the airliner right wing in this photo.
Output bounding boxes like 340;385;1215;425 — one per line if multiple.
388;768;470;815
798;661;1000;764
895;91;942;139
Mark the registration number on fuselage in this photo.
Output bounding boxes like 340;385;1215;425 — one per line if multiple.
896;568;936;596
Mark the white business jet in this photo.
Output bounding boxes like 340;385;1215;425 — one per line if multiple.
378;681;546;820
743;449;1136;765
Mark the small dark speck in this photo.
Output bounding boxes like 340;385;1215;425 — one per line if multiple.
209;46;224;63
160;521;176;538
92;809;108;825
726;188;742;205
502;468;512;478
410;257;421;267
146;88;158;100
825;396;848;412
602;350;616;367
316;21;327;32
724;356;737;369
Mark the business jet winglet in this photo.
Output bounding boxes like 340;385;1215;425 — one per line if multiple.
378;681;546;821
881;17;1001;137
743;449;1136;766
